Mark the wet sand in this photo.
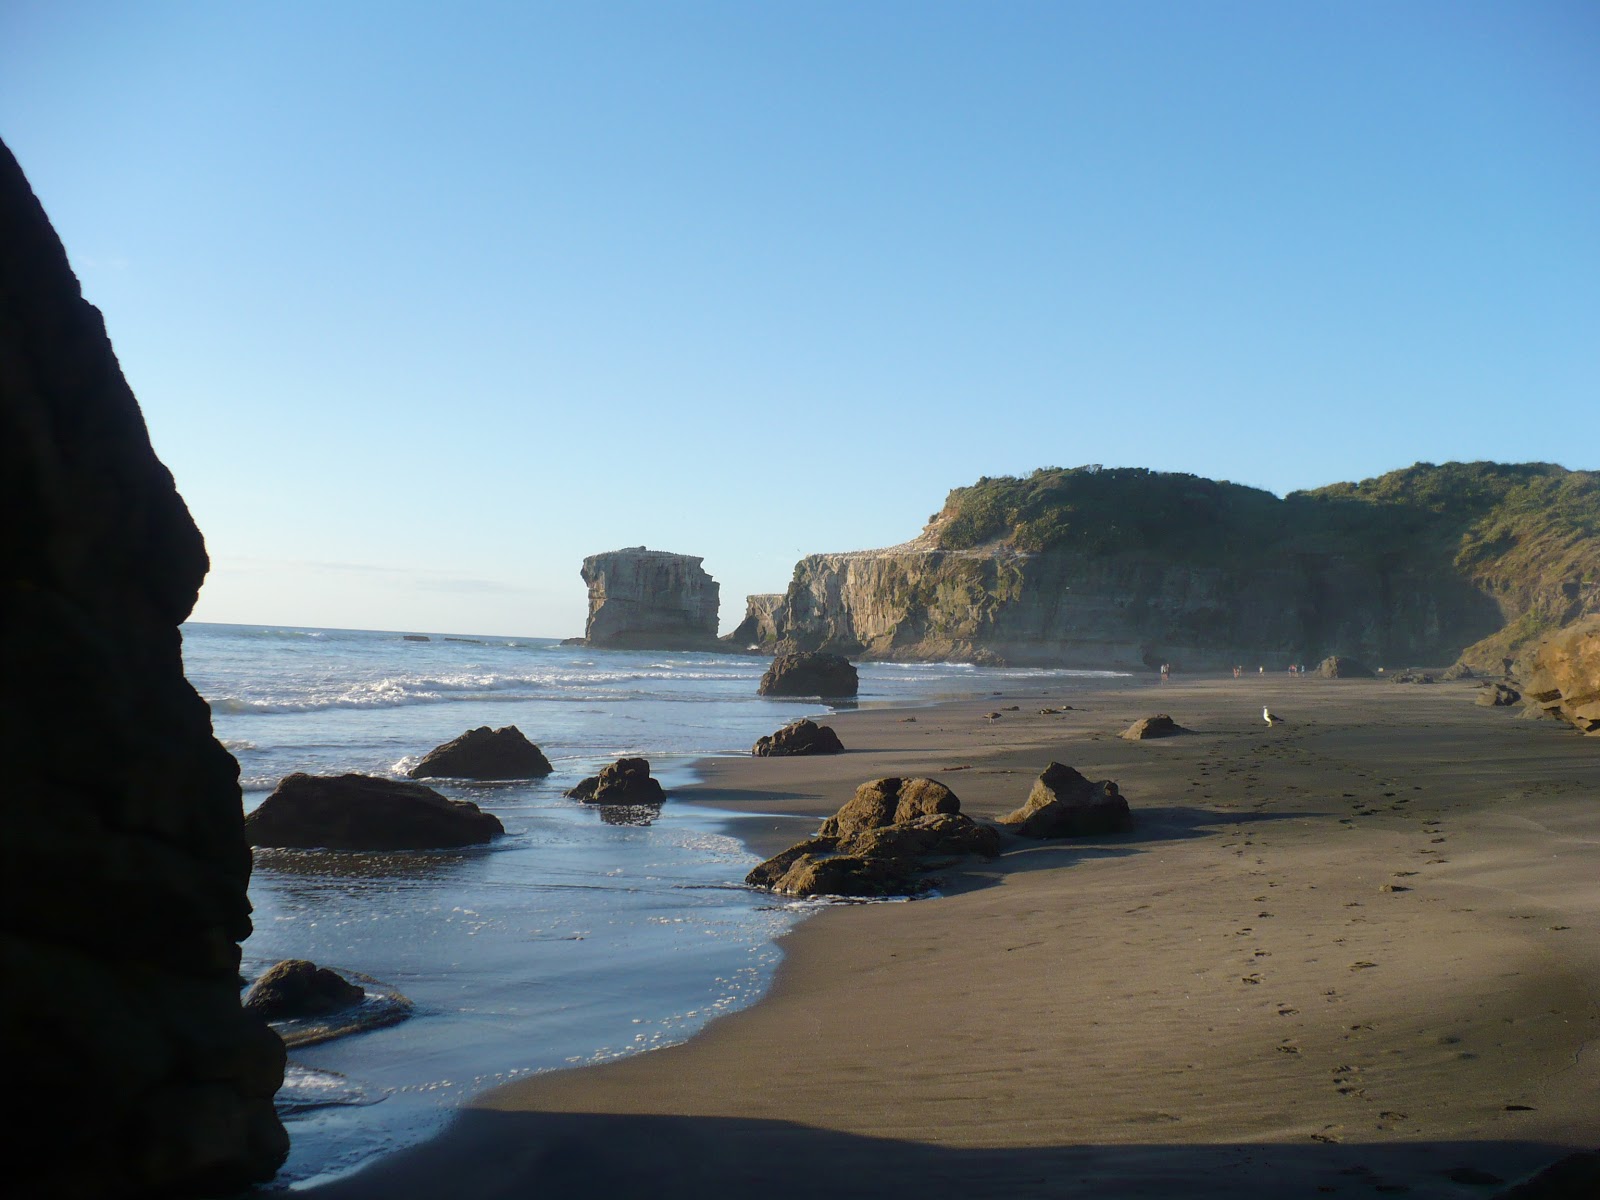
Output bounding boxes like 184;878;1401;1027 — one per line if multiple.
309;674;1598;1198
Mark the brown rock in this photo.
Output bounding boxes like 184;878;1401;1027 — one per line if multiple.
819;777;960;837
758;650;859;697
565;757;667;805
1477;683;1522;707
1120;714;1185;740
1;138;288;1194
1517;617;1600;732
999;762;1132;838
1318;656;1375;678
752;718;844;757
244;959;364;1020
246;774;505;850
409;725;553;780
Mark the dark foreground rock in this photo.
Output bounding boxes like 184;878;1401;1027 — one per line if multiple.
1120;714;1184;740
758;650;860;697
753;718;845;757
1517;616;1600;733
1318;656;1374;678
998;762;1132;838
747;777;999;898
244;959;365;1020
246;774;505;850
1;138;288;1194
565;757;667;805
409;725;553;780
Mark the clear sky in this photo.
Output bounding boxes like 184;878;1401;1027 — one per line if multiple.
4;1;1596;637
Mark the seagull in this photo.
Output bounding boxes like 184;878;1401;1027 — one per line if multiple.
1263;704;1285;727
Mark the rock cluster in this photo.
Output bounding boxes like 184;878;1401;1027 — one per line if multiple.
246;774;506;850
1120;714;1184;740
746;777;999;898
1318;656;1374;678
1517;616;1600;733
752;718;844;757
758;650;859;697
1477;683;1522;707
580;548;720;649
1;138;288;1194
565;757;667;805
998;762;1132;838
409;725;553;780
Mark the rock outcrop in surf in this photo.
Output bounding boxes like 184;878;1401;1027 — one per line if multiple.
579;547;721;649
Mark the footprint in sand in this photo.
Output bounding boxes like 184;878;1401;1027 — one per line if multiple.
1349;961;1378;970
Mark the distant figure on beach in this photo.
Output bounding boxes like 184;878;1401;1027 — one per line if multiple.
1288;664;1297;675
1258;666;1264;675
1160;662;1170;682
1232;665;1241;679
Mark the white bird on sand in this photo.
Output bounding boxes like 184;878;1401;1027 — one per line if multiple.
1263;704;1285;727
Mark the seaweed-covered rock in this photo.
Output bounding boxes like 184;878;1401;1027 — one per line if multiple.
1120;714;1184;740
565;757;667;804
752;718;844;757
246;774;504;850
244;959;364;1020
998;762;1132;838
758;650;859;697
1318;656;1374;678
409;725;553;780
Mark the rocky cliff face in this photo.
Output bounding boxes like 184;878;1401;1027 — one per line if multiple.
581;548;720;649
725;592;786;648
773;546;1504;669
1;140;287;1196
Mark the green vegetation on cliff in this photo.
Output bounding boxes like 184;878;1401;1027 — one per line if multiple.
929;461;1600;663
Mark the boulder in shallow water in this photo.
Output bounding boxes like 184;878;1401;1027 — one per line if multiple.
565;757;667;805
1120;714;1184;740
752;718;844;757
409;725;553;780
999;762;1132;838
246;773;505;850
244;959;364;1020
758;650;859;697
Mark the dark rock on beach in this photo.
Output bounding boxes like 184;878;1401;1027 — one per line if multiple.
410;725;553;780
565;757;667;805
1477;682;1522;707
1441;661;1476;681
998;762;1132;839
244;959;365;1021
747;777;998;898
1;139;288;1193
1120;714;1184;740
1390;669;1436;684
753;718;845;757
1318;655;1374;678
246;773;505;850
758;650;860;697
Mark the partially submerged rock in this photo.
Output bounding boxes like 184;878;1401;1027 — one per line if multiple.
1318;656;1374;678
752;718;844;757
244;960;364;1021
1517;616;1600;733
998;762;1132;839
1121;714;1184;740
409;725;553;780
747;777;998;898
246;774;505;850
758;650;859;697
565;757;667;804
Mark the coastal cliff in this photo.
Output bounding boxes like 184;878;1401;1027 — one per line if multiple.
581;548;720;649
759;464;1599;671
1;141;287;1194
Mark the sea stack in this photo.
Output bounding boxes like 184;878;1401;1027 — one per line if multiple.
580;547;721;649
1;138;288;1194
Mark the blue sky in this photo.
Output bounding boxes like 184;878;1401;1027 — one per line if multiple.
4;1;1596;637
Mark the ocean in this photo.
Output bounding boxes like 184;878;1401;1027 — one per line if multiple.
183;622;1123;1189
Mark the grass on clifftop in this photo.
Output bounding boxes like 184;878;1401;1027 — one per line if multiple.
928;461;1600;662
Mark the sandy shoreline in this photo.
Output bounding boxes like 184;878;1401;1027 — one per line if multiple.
308;674;1597;1198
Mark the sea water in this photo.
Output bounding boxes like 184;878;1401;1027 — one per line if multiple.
183;623;1121;1189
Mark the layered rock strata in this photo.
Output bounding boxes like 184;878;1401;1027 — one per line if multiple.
1;138;288;1194
1516;616;1600;733
580;548;720;649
